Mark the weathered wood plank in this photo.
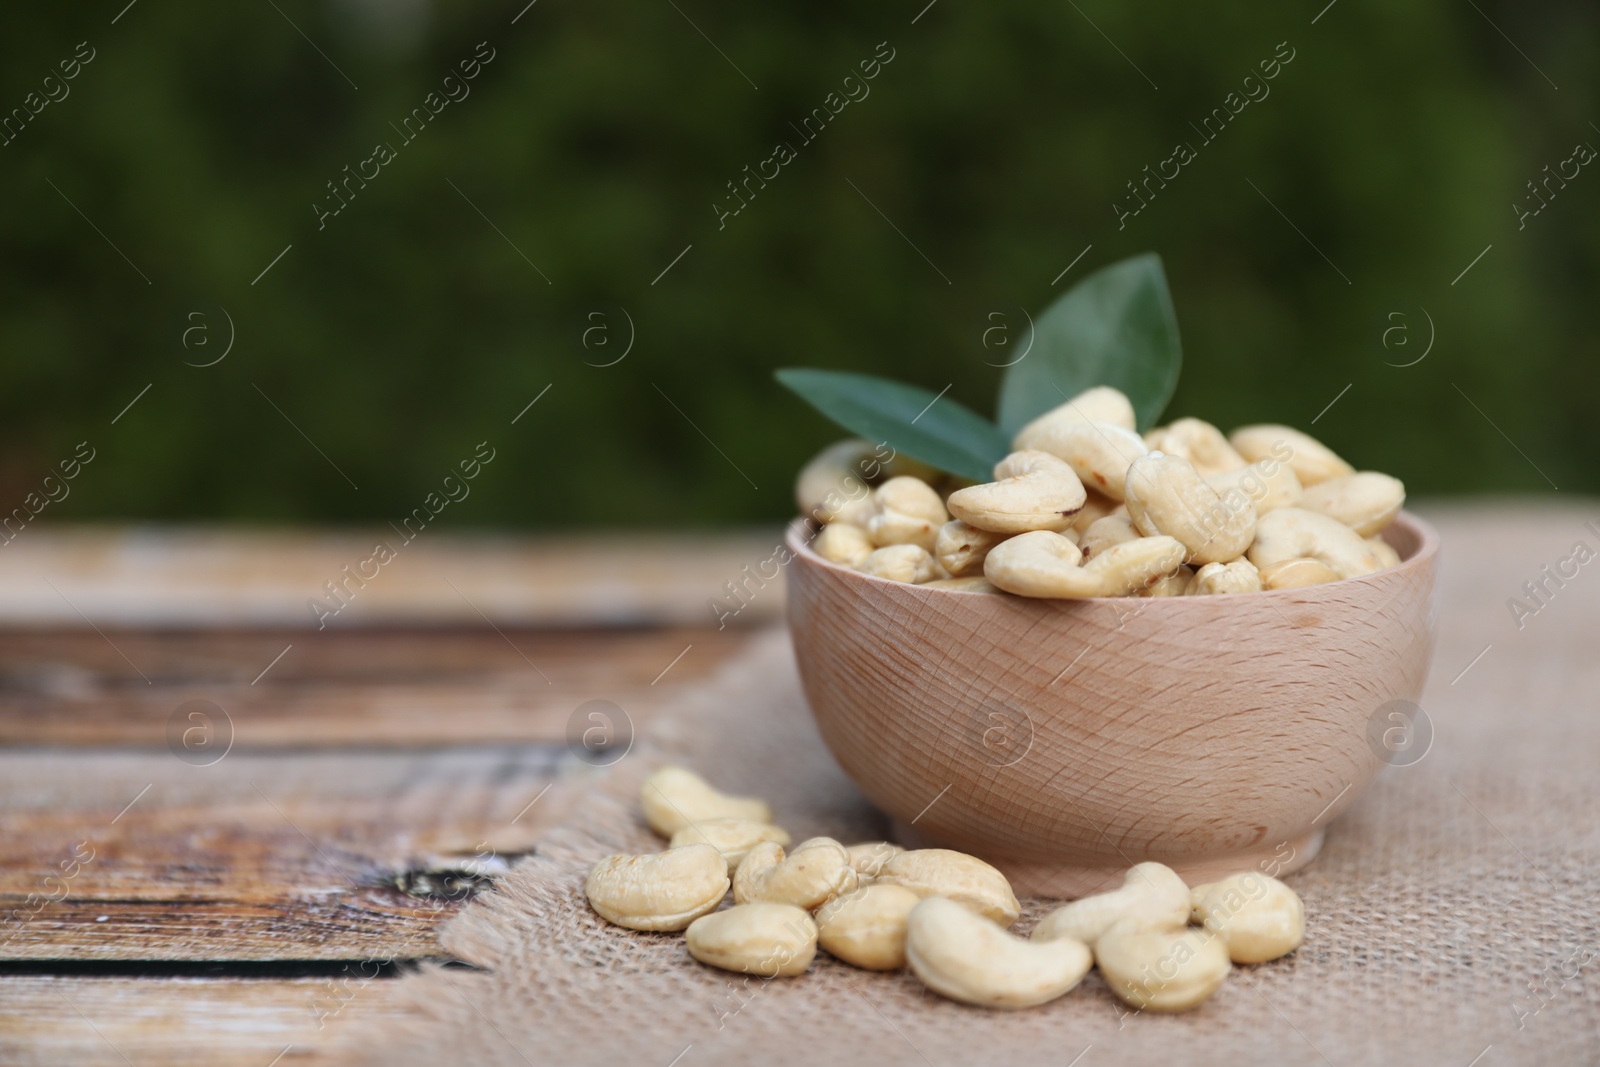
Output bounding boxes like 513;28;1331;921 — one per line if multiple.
0;626;749;746
0;747;573;961
0;526;787;628
0;975;405;1066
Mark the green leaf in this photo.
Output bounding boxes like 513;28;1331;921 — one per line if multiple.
776;369;1008;483
997;253;1182;435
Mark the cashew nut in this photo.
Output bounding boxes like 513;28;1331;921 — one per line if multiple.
1125;452;1257;565
1258;557;1342;589
1295;472;1406;536
1031;862;1191;947
1230;424;1354;487
1028;422;1148;501
815;883;921;970
985;530;1186;599
1012;386;1138;451
1144;418;1247;476
857;544;942;584
732;837;858;910
1190;872;1305;963
584;844;730;931
1139;565;1194;597
811;522;873;567
935;520;1011;577
1069;489;1122;534
669;818;792;870
874;848;1021;926
1095;920;1232;1012
844;841;906;879
866;476;948;551
1204;459;1303;514
906;897;1093;1009
1079;515;1139;560
685;902;818;977
1247;507;1382;579
1188;558;1263;596
1367;536;1401;570
795;439;880;526
640;767;772;836
946;451;1087;535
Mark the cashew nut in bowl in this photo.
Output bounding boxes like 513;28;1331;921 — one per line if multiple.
866;476;949;551
858;544;943;584
811;522;873;567
1257;557;1343;589
794;439;881;527
1204;459;1303;514
1027;421;1148;501
935;520;1011;577
985;530;1187;599
1229;424;1354;487
1294;472;1406;536
1247;507;1382;579
1144;418;1247;476
1188;558;1262;595
585;844;730;931
1079;515;1139;560
1012;385;1137;450
1124;452;1257;566
946;451;1087;535
906;897;1093;1009
1139;565;1194;597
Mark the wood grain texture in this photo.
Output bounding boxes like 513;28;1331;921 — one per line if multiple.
0;526;786;628
0;747;571;961
0;626;747;745
785;513;1440;897
0;976;407;1066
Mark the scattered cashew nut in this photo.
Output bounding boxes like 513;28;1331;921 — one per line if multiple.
844;841;906;879
732;837;858;910
669;818;792;871
1031;862;1191;947
906;897;1093;1009
585;844;730;931
815;883;922;970
686;902;818;976
1095;920;1232;1012
947;451;1087;535
640;767;772;836
874;848;1021;926
1190;872;1305;963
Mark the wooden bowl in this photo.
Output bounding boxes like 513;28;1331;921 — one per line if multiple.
784;513;1439;898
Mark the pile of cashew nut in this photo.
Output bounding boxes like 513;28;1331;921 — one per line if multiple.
797;385;1407;597
585;766;1304;1012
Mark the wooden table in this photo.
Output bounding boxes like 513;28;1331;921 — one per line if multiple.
0;506;1584;1063
0;527;780;1066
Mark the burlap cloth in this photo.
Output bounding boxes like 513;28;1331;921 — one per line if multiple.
336;507;1600;1067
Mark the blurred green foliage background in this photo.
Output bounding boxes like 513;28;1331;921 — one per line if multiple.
1;0;1594;529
